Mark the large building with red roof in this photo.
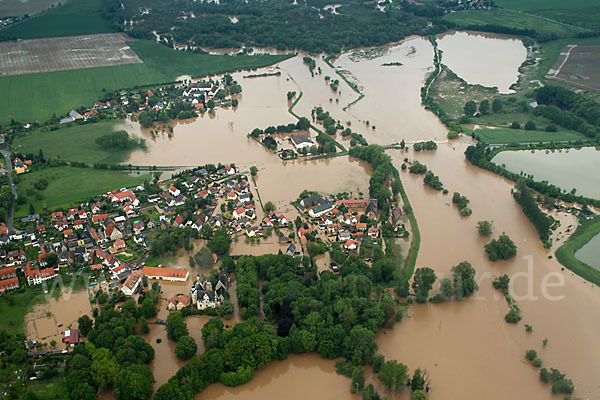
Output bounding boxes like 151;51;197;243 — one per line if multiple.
141;266;189;282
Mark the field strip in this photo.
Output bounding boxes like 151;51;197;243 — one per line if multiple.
503;9;589;32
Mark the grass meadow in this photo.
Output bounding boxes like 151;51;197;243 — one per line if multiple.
15;166;150;216
13;120;137;164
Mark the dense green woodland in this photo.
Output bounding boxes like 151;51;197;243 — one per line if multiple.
125;0;450;53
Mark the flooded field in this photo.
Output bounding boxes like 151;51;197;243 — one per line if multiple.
25;288;91;347
575;233;600;270
492;147;600;199
437;31;527;93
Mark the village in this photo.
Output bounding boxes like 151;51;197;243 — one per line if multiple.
0;156;409;360
26;73;243;127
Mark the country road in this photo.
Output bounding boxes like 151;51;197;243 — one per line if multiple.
0;148;17;234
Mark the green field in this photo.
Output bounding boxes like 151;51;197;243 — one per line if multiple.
532;6;600;31
0;0;112;40
443;9;584;38
13;120;138;164
555;216;600;287
494;0;595;12
0;40;293;124
15;166;150;215
475;127;587;145
0;288;48;335
25;378;67;399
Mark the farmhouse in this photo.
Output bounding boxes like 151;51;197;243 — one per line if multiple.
309;201;335;218
291;134;315;149
168;294;191;311
142;266;189;282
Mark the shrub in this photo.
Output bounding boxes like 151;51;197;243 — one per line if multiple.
511;121;520;129
505;309;521;323
532;358;542;368
525;349;537;361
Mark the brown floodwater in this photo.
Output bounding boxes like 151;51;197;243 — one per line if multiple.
382;142;600;399
37;34;600;399
437;31;527;94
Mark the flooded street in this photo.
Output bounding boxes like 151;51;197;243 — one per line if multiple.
493;147;600;199
437;31;527;93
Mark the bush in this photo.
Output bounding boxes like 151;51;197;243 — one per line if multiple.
476;220;493;236
409;161;427;174
524;121;536;130
460;207;472;216
525;349;537;361
505;309;521;323
511;121;520;129
551;379;574;395
540;368;550;383
492;274;510;291
484;234;517;261
546;124;557;132
532;358;542;368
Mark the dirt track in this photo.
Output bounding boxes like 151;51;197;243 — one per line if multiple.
0;32;142;75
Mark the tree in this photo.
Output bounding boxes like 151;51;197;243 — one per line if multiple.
154;382;188;400
524;120;536;130
91;348;118;388
208;230;231;256
476;220;493;236
511;121;520;129
464;100;477;116
479;99;490;115
264;201;276;212
140;298;157;319
78;315;93;337
45;252;58;268
525;349;537;361
484;234;517;261
175;336;197;360
412;267;436;303
342;325;376;365
207;99;215;109
250;166;258;176
370;354;385;373
492;98;503;113
410;369;425;392
166;312;188;341
11;348;27;364
378;360;408;392
411;390;427;400
114;364;154;400
452;261;478;300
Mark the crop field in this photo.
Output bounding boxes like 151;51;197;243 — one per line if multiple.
442;9;583;39
532;6;600;31
13;120;136;164
0;40;293;124
475;127;587;145
547;45;600;93
0;33;142;76
15;166;150;216
0;0;62;18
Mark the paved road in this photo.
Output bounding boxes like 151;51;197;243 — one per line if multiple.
0;148;16;234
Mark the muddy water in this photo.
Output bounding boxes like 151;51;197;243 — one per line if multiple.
25;287;91;348
199;354;350;400
331;38;449;144
437;31;527;94
381;142;600;399
575;233;600;270
493;147;600;199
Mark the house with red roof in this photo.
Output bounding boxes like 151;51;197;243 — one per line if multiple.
0;277;19;292
24;263;57;286
168;186;181;197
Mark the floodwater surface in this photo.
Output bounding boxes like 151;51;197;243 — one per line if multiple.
437;31;527;93
492;146;600;199
575;232;600;270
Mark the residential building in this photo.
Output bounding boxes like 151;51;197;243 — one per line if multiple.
142;266;189;282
